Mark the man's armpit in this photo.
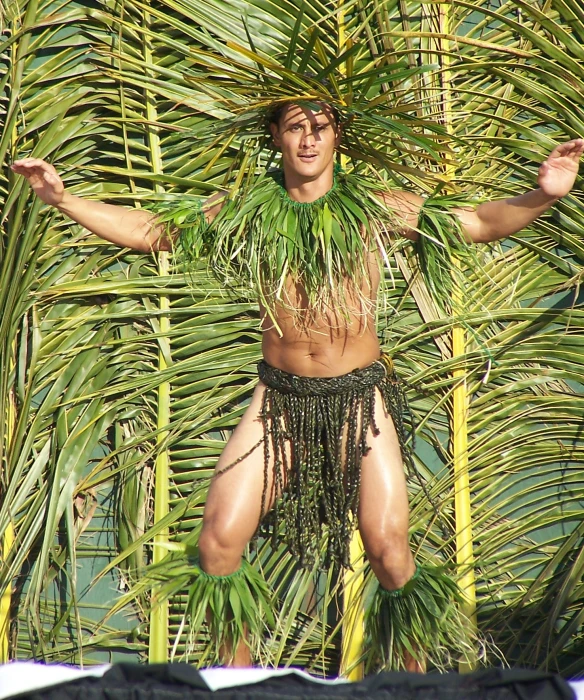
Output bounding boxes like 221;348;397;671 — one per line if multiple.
376;189;425;240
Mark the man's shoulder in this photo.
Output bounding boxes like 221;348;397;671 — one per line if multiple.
203;190;229;223
375;188;424;216
373;188;424;237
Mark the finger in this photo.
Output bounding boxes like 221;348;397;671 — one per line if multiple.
559;143;584;161
12;165;56;187
13;158;56;175
10;164;41;178
11;158;55;171
43;170;60;185
12;157;45;166
551;139;584;158
560;138;584;149
549;143;573;158
11;163;42;175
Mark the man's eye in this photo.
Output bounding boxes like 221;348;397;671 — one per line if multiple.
316;124;328;131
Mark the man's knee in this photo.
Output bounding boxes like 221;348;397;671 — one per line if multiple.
362;527;411;572
199;517;248;575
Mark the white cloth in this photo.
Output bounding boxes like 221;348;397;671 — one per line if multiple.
0;662;111;699
201;667;347;691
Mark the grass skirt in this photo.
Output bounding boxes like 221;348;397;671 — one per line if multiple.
255;355;412;568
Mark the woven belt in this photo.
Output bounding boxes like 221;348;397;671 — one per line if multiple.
258;356;389;397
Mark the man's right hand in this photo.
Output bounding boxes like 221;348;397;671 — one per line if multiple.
11;158;65;207
10;157;170;252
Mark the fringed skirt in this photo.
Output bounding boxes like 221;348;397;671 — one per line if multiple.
256;355;412;568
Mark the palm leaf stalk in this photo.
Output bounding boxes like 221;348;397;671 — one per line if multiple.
436;5;478;672
141;2;171;664
0;503;13;662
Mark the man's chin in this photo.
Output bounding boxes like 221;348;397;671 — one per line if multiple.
289;160;325;179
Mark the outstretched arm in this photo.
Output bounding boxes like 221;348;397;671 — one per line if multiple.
384;139;583;243
456;139;584;243
12;158;170;252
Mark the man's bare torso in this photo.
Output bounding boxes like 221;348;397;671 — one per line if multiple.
261;252;382;377
201;183;421;379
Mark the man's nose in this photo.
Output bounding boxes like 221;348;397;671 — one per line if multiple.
301;129;316;147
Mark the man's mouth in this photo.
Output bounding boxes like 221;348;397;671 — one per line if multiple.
298;153;317;162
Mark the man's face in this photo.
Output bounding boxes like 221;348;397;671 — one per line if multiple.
270;103;341;181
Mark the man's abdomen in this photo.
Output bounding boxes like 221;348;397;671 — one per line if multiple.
261;319;381;377
260;262;382;377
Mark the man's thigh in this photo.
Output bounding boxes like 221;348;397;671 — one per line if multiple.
202;381;283;548
357;388;410;547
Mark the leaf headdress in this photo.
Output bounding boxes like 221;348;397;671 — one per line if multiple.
147;8;482;323
179;8;453;181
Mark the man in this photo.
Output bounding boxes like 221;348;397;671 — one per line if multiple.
12;104;583;670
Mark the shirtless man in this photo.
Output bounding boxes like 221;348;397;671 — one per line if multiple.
12;105;583;669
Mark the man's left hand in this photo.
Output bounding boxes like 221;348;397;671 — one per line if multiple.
538;138;584;199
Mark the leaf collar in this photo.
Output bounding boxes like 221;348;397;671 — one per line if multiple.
271;162;343;210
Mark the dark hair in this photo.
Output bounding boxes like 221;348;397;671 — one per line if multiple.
267;100;340;128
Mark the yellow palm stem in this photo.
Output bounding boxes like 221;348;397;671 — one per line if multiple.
341;533;365;680
438;0;476;672
0;522;13;662
438;0;477;670
150;262;171;663
337;1;365;681
142;7;170;663
0;383;14;661
452;324;477;673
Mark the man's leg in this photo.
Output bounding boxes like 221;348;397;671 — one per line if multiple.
197;381;282;665
357;389;415;589
357;388;477;673
357;388;422;671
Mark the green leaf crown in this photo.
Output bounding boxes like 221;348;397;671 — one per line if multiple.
180;7;455;183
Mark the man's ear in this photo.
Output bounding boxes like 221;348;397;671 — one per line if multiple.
269;122;281;148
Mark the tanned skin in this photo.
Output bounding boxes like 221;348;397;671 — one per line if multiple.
12;115;583;668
